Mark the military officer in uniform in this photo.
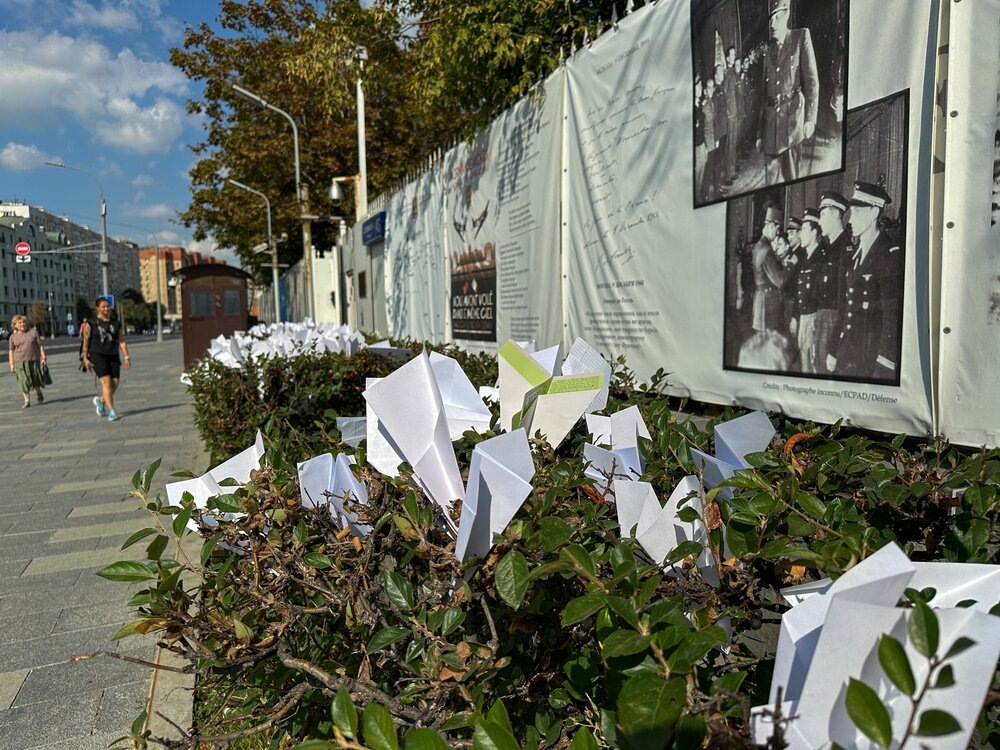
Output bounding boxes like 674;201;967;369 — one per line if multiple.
789;208;825;373
756;0;820;183
816;190;850;373
750;205;789;335
828;182;901;380
784;215;804;269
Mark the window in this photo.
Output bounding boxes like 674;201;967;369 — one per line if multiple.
190;291;214;316
358;271;368;299
223;289;241;316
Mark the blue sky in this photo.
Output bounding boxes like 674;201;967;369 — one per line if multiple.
0;0;234;262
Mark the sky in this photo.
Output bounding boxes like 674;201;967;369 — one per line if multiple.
0;0;238;264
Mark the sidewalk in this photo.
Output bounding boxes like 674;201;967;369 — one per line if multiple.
0;338;200;749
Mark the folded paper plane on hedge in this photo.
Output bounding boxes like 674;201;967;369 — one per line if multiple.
428;351;493;438
752;542;1000;749
455;429;535;563
498;340;604;448
690;410;775;498
165;430;264;531
364;353;465;522
584;405;651;488
297;452;371;537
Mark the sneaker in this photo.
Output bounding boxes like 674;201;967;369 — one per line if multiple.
93;396;107;417
107;411;120;422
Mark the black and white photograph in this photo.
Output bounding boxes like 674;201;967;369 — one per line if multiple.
723;89;909;386
691;0;849;208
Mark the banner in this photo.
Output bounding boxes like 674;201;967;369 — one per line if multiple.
385;171;447;342
937;0;1000;446
441;70;565;351
563;0;938;436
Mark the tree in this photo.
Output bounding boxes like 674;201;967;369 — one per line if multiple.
119;297;152;333
169;0;625;270
29;301;50;333
76;297;94;326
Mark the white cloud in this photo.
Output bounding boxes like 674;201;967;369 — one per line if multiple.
0;142;59;170
133;174;154;186
122;201;177;220
188;236;240;267
70;0;139;32
0;30;189;154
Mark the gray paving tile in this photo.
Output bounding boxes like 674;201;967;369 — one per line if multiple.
13;659;147;708
0;691;101;749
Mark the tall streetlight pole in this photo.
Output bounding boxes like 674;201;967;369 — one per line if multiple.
110;222;165;343
44;161;109;299
231;84;314;321
228;179;281;323
354;46;369;219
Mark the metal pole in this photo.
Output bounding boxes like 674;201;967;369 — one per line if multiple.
45;162;110;298
228;179;281;323
153;238;163;343
231;85;313;321
48;291;54;340
356;63;368;220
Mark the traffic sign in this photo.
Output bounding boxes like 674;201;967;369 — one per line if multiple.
14;241;30;256
15;255;31;264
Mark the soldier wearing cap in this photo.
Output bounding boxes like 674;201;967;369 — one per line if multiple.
829;181;901;379
750;204;789;335
784;216;804;270
789;208;825;372
816;190;850;372
756;0;819;183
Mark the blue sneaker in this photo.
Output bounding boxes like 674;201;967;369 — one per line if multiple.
93;396;107;417
107;411;120;422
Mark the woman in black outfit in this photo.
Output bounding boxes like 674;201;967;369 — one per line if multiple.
81;297;132;421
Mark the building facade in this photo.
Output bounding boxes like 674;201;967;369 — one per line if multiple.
138;246;224;323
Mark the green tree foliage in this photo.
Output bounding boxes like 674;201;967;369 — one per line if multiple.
170;0;625;271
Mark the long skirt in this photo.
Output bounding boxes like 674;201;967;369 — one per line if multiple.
14;360;43;393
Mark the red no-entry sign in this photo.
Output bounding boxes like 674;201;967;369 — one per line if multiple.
14;242;30;256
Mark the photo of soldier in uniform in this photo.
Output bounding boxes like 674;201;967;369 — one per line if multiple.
691;0;848;208
723;89;909;386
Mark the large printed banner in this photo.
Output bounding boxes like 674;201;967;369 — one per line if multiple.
937;0;1000;446
385;171;447;342
564;0;938;436
441;71;564;351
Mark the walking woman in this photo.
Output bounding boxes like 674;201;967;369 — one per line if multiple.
7;314;47;408
81;297;131;421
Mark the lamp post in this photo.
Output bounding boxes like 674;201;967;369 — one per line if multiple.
354;46;369;218
229;179;281;323
44;161;109;298
231;84;314;321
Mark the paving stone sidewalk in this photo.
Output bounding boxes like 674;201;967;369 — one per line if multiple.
0;337;200;749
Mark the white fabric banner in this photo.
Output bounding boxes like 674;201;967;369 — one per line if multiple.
441;71;565;352
937;0;1000;446
563;0;938;436
385;171;447;342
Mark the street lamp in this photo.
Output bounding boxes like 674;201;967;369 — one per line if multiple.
231;83;314;321
353;46;369;219
228;179;282;323
44;161;109;298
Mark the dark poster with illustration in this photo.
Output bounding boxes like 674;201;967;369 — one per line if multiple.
450;252;498;340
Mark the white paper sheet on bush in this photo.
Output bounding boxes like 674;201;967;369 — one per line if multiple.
455;429;535;562
363;353;465;519
165;430;264;531
336;416;367;448
428;351;493;438
752;543;1000;750
365;377;406;477
614;477;718;585
584;405;651;486
690;411;775;497
297;452;371;536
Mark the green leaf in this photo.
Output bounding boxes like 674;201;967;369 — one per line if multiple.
602;631;650;660
363;704;398;750
487;700;514;738
146;534;169;562
569;728;598;750
495;550;529;609
539;516;576;552
844;678;892;748
121;527;156;550
560;544;597;581
404;728;451;750
616;674;686;750
200;535;220;566
304;552;332;570
332;686;358;738
877;635;915;696
172;506;192;537
794;492;828;523
381;570;415;610
562;593;606;626
674;714;708;750
293;742;335;750
293;519;309;546
368;626;411;653
944;636;976;659
232;617;252;642
139;458;162;493
915;709;962;737
472;719;519;750
908;601;939;658
96;561;156;582
440;607;465;636
662;540;704;567
933;664;955;688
